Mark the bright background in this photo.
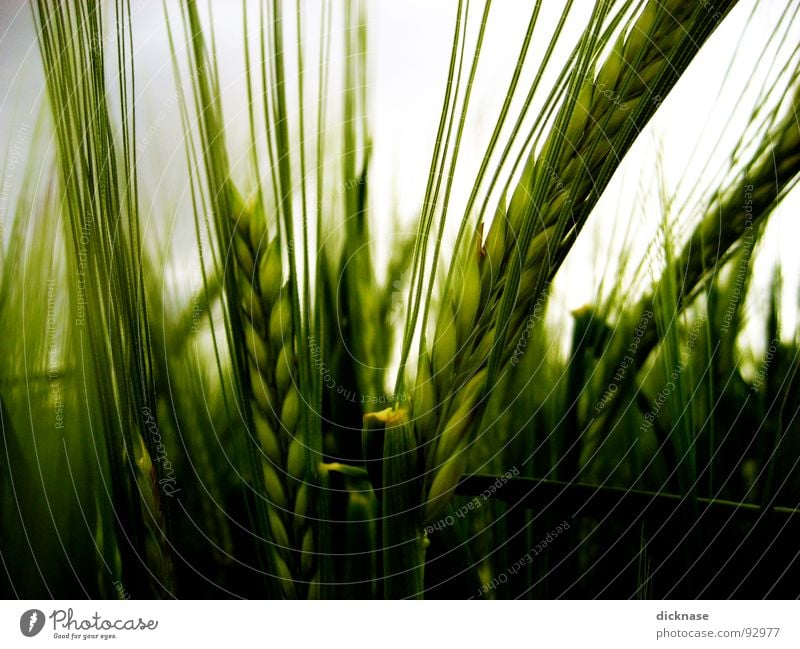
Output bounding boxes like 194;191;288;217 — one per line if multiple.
1;0;798;361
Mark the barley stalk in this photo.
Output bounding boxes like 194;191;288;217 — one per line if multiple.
413;0;738;524
32;0;177;595
591;79;800;437
669;87;800;307
232;194;317;599
132;436;177;592
363;407;427;598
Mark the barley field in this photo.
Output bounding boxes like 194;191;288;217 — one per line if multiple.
1;0;799;600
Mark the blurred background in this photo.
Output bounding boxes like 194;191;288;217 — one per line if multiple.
2;0;798;357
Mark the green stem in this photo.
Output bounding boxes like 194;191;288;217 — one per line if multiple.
363;408;427;598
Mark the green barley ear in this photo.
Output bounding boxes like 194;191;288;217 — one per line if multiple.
254;411;281;463
431;302;458;391
399;0;741;546
421;368;486;521
563;77;594;147
431;227;484;399
483;196;508;283
454;226;484;345
269;291;293;349
624;1;659;59
194;180;316;598
234;231;256;277
424;438;470;525
259;240;283;305
594;31;625;101
275;344;295;395
587;73;800;467
429;369;488;473
412;354;438;442
235;200;318;598
174;0;382;598
507;152;537;235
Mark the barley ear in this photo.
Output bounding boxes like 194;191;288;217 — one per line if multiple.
429;369;487;473
431;302;458;391
232;197;317;598
424;439;470;524
412;354;437;442
483;195;508;281
454;227;483;345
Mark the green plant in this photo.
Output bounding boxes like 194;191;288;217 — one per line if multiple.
3;0;800;601
372;0;741;597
